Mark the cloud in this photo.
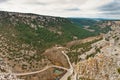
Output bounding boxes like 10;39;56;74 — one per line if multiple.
97;0;120;19
26;2;47;5
79;0;113;10
99;1;120;12
0;0;8;3
0;0;119;19
64;8;80;11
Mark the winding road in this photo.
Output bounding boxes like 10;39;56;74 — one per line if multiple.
60;51;73;80
15;65;69;76
2;47;74;80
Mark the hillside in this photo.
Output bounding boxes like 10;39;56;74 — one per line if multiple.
0;11;97;76
0;11;115;80
0;11;96;51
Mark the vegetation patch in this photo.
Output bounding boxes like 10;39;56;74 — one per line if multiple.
117;68;120;74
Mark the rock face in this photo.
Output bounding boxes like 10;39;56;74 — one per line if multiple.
0;58;22;80
74;21;120;80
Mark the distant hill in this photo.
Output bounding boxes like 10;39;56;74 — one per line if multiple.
69;18;112;34
69;18;97;27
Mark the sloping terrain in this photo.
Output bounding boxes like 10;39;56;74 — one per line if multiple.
0;11;96;51
0;11;114;80
0;11;99;80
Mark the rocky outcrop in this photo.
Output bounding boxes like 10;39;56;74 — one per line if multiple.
75;54;119;80
0;58;22;80
75;21;120;80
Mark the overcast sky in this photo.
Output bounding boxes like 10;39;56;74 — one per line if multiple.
0;0;119;19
